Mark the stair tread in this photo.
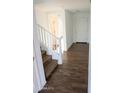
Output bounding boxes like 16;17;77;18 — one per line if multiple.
42;55;52;64
44;60;58;78
41;50;46;56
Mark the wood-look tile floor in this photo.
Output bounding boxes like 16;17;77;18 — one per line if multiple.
40;43;89;93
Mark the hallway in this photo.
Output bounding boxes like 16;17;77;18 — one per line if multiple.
40;43;89;93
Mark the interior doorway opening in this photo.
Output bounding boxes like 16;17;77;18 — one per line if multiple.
48;14;64;53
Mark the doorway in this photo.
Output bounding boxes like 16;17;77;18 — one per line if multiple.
76;17;88;43
48;13;64;53
48;15;58;50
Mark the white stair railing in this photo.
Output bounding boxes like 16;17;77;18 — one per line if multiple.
36;24;63;64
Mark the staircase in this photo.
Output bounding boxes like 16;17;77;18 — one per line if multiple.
41;50;58;79
37;24;63;64
36;24;63;79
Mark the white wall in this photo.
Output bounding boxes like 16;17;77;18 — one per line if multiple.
35;8;49;29
64;11;90;50
33;7;46;93
65;10;73;50
35;7;65;32
72;11;90;43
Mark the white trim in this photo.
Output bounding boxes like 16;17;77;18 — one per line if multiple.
88;12;91;93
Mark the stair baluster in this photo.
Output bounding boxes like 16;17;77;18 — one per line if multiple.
36;24;63;64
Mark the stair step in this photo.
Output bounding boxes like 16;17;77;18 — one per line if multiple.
41;50;46;57
42;55;52;66
42;55;52;63
44;60;58;79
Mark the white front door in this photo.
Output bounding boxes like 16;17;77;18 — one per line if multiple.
76;18;88;42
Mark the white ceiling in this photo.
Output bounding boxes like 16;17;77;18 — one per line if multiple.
34;0;90;12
